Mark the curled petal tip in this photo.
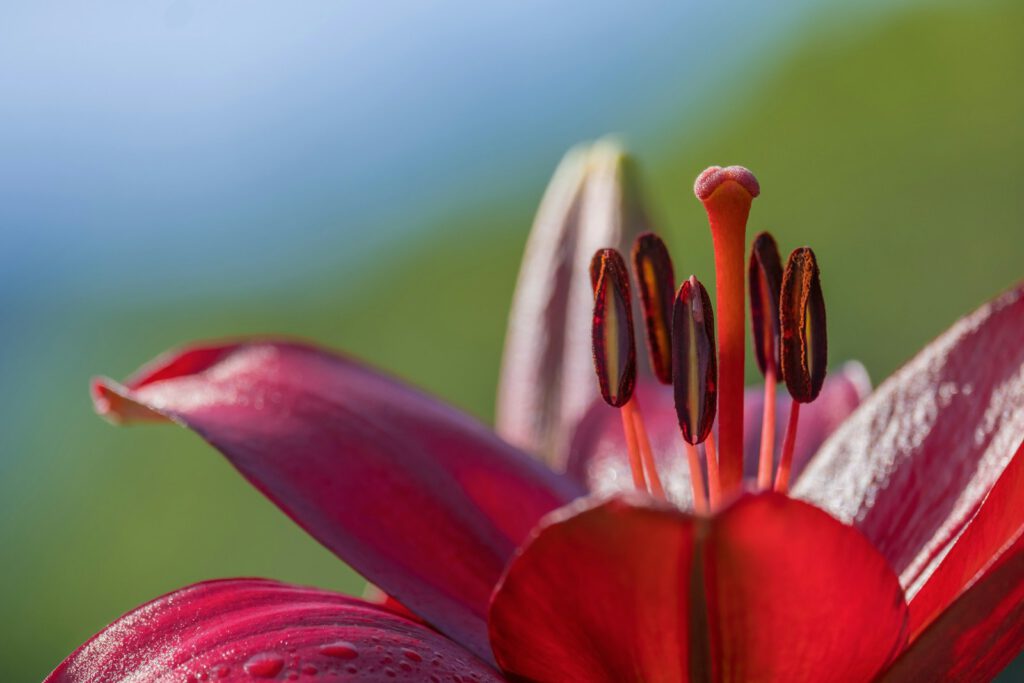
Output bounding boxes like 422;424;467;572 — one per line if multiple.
91;377;167;425
693;165;761;201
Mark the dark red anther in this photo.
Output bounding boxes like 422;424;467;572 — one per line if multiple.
749;231;783;376
591;249;637;408
780;247;827;403
631;232;675;384
672;275;717;444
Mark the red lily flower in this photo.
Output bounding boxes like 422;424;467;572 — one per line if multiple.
49;142;1024;682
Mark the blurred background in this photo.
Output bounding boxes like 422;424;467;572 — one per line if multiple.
2;0;1022;679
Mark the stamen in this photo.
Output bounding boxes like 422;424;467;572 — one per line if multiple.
694;166;759;494
685;443;709;514
623;398;666;498
672;275;718;511
631;232;675;384
590;249;637;409
774;247;828;493
780;247;827;402
704;432;722;510
774;402;801;494
748;232;783;489
619;404;647;490
590;248;647;492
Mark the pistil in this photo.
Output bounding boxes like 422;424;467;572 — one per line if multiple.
775;247;828;493
694;166;760;494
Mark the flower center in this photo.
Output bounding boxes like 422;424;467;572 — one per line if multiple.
589;166;828;510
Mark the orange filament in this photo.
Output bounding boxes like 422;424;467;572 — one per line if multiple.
624;398;666;499
619;403;647;491
774;401;801;493
704;432;722;510
757;365;777;489
684;442;708;514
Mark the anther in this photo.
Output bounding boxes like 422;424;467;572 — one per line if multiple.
672;275;718;512
591;249;637;408
695;165;759;494
631;232;676;385
749;232;784;489
774;246;828;493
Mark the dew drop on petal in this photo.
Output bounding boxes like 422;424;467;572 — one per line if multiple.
243;652;284;678
320;641;359;659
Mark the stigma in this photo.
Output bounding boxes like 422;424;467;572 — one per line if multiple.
588;165;829;511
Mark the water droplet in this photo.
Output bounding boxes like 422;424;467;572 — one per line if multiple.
401;649;422;663
211;664;231;678
244;653;284;678
400;662;413;672
301;664;318;675
320;641;359;659
384;668;396;678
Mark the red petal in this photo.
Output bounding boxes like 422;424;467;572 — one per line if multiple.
92;340;582;661
46;578;503;683
876;439;1024;681
496;141;649;466
567;365;868;505
794;284;1024;597
908;438;1024;635
705;493;908;682
880;532;1024;682
488;493;907;683
488;495;697;682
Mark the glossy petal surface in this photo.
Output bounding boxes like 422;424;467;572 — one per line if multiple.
489;496;695;682
878;439;1024;681
46;578;503;683
496;140;650;465
489;494;907;683
568;364;869;506
908;438;1024;636
93;340;582;661
882;531;1024;683
705;494;907;682
795;283;1024;597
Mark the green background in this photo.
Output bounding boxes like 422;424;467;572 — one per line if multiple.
2;0;1023;679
